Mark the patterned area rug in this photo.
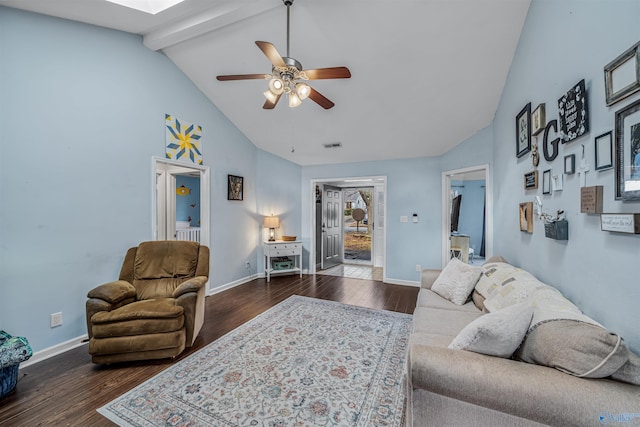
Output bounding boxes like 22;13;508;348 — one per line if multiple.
98;296;412;426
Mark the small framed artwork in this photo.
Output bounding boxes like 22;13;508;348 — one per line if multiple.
531;103;546;136
227;174;244;201
516;103;531;158
542;169;552;195
519;202;533;233
615;98;640;200
524;170;538;190
552;173;563;192
564;154;576;174
604;41;640;106
595;131;613;171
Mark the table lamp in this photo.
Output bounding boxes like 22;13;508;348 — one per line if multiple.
263;215;280;241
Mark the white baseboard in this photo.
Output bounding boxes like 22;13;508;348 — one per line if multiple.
207;273;260;296
21;334;88;368
383;277;421;287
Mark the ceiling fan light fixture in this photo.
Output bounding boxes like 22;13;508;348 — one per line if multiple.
295;83;310;100
288;92;302;108
268;78;284;95
263;90;279;103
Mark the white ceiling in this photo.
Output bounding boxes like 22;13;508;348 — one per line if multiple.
1;0;531;166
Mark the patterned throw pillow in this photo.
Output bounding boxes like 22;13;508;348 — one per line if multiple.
431;258;483;305
474;262;535;299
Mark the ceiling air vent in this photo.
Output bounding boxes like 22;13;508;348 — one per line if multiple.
323;142;342;149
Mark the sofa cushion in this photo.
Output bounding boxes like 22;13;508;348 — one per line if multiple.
431;258;483;305
516;320;630;378
417;289;481;313
610;351;640;385
449;302;533;358
410;331;455;348
413;307;482;337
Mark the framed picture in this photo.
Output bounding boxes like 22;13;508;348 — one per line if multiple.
519;202;533;233
524;170;538;190
615;98;640;200
595;131;613;171
516;103;531;158
227;175;244;201
531;103;546;136
604;41;640;106
542;169;551;195
558;79;589;144
552;173;563;192
564;154;576;174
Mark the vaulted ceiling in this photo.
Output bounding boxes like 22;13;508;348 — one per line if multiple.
1;0;531;165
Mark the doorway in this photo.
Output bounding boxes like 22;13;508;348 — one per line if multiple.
152;158;210;247
441;164;491;267
311;177;386;281
343;187;373;265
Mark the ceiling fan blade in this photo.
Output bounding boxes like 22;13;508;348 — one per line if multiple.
263;93;282;109
217;74;269;81
255;41;286;68
308;87;335;109
303;67;351;80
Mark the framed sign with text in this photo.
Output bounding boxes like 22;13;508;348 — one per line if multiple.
600;213;640;234
558;79;589;143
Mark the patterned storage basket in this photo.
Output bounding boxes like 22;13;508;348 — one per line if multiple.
0;331;32;398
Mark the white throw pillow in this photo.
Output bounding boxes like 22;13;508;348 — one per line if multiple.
448;302;534;358
431;258;483;305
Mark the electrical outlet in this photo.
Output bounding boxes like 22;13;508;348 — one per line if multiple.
416;264;422;272
50;312;62;328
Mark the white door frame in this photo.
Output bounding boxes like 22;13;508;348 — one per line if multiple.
309;176;387;278
151;157;210;247
441;164;491;268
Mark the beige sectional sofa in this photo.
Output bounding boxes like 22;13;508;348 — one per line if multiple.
407;257;640;427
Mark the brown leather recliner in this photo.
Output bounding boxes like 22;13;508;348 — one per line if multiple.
86;241;209;364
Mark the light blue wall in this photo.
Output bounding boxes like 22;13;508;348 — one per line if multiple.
300;128;492;284
176;176;200;226
452;179;485;253
440;125;494;173
302;158;439;283
488;0;640;353
255;149;302;273
0;7;262;352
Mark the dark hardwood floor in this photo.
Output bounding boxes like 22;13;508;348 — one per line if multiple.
0;274;418;426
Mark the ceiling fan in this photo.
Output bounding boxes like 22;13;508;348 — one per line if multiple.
216;0;351;110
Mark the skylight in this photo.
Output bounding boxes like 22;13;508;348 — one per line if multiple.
105;0;185;15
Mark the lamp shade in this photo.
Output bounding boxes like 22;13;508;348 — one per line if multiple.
263;90;279;103
288;92;302;108
263;216;280;228
268;78;284;95
295;83;310;100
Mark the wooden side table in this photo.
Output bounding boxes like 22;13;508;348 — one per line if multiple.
263;241;303;282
